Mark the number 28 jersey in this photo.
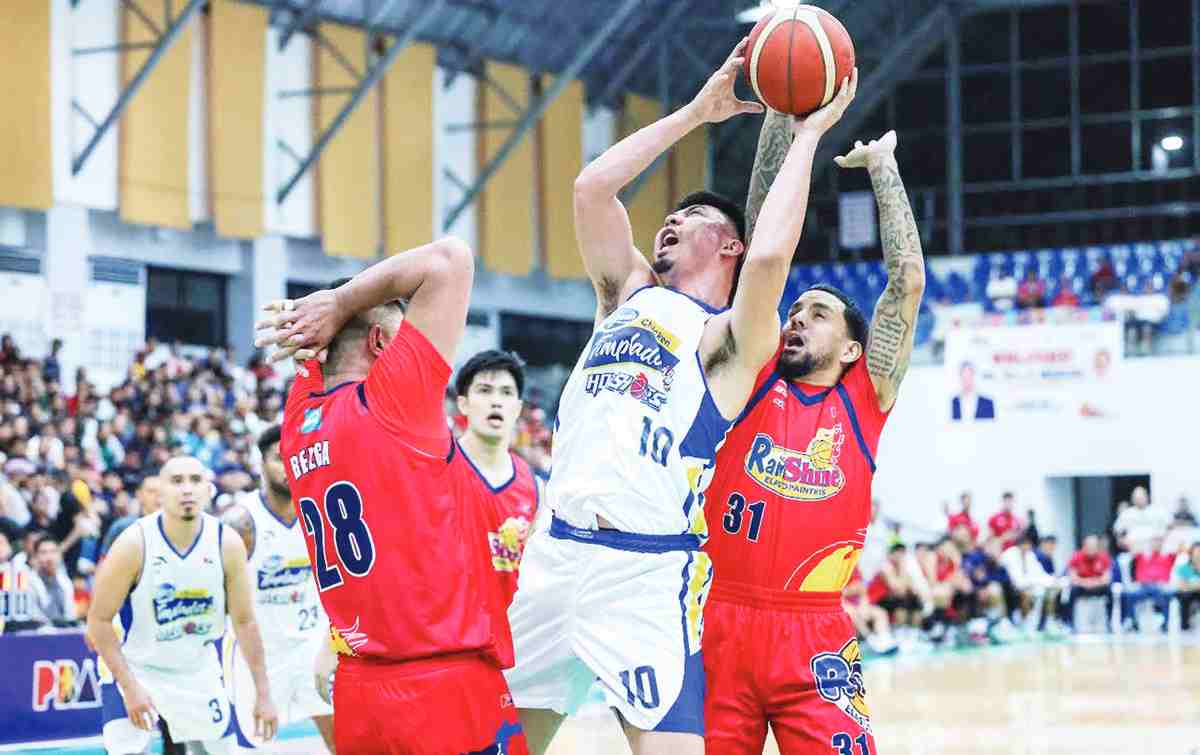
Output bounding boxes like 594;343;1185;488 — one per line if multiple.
550;286;733;538
703;355;889;593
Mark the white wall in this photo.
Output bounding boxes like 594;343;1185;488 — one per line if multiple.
873;356;1200;547
265;29;316;237
436;68;477;245
188;16;210;224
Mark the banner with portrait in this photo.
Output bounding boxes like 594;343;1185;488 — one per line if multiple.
943;317;1124;422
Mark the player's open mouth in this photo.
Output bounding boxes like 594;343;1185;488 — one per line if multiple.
487;412;504;424
785;334;805;349
657;229;679;251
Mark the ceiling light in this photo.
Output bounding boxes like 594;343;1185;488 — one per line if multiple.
1161;135;1184;152
736;1;774;23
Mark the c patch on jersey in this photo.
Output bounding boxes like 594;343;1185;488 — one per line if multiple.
810;638;872;733
585;309;681;375
744;425;846;501
301;407;323;433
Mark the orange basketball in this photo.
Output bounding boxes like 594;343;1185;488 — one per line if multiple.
743;3;855;116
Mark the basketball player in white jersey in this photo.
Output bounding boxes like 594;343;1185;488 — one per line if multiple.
87;456;278;754
505;38;857;754
220;426;335;752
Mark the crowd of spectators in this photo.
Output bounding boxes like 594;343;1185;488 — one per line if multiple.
849;486;1200;652
0;334;554;633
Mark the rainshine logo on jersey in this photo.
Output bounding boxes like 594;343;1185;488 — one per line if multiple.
744;425;846;501
584;308;681;375
256;555;313;592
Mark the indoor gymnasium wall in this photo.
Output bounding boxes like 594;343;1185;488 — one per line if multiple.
0;2;53;212
118;1;193;229
671;125;709;201
265;28;317;238
872;357;1200;546
382;42;436;255
50;0;120;209
188;13;211;225
314;23;380;259
541;78;585;280
622;94;670;260
208;0;266;239
436;67;478;250
479;61;535;276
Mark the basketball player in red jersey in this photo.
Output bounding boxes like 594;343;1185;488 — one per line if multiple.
254;238;528;754
453;349;543;607
702;128;925;754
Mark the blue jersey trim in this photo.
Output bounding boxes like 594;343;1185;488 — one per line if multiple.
654;648;706;735
455;440;517;494
260;496;298;530
676;552;694;656
789;382;834;405
158;516;206;560
550;516;700;553
356;382;369;409
733;369;781;428
308;381;354;398
118;594;134;646
625;284;728;315
835;384;877;473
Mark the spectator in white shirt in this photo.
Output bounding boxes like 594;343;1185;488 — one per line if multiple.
1001;533;1059;630
1114;486;1170;551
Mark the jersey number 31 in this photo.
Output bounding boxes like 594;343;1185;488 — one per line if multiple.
299;481;377;591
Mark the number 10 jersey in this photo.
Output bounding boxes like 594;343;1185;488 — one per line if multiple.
550;285;733;538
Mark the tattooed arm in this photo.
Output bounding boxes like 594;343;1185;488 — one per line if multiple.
221;503;256;559
835;131;925;412
743;109;795;243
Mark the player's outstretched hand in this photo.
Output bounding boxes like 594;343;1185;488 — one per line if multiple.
834;129;897;170
254;289;344;367
794;66;858;138
688;37;766;124
122;682;159;731
254;693;279;741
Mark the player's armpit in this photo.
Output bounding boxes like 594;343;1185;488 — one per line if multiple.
864;157;925;413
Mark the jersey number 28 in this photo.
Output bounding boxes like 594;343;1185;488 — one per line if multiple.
299;481;376;591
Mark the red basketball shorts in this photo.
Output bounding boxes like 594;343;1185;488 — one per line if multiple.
333;651;529;755
703;582;877;755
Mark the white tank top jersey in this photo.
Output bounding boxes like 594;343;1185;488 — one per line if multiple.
115;511;226;673
244;492;325;658
550;285;733;538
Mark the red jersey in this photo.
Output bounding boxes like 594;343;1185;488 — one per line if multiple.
704;355;888;593
281;319;513;668
988;510;1023;544
1133;552;1174;584
946;511;979;542
455;444;540;607
1068;550;1111;579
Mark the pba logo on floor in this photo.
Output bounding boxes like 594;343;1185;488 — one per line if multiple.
31;658;102;712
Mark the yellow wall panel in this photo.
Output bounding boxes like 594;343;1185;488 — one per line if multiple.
542;77;584;280
209;0;266;239
0;2;52;210
382;43;434;255
316;24;379;259
120;6;193;229
622;95;669;261
480;62;534;276
672;125;708;202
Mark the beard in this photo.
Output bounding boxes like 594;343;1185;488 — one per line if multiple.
777;349;833;381
269;478;291;499
181;512;197;521
651;257;673;275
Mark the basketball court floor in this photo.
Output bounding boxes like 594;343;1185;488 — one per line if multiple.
9;636;1198;755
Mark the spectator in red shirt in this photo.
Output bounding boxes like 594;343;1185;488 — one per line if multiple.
1065;534;1112;630
1016;270;1046;309
946;491;980;542
988;491;1025;548
1124;535;1176;631
1052;276;1080;307
868;543;922;630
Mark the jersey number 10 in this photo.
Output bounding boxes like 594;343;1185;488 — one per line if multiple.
299;481;377;591
639;417;675;467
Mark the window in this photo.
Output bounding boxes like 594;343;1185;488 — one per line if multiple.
145;268;227;348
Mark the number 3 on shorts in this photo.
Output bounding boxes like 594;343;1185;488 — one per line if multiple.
831;732;870;755
618;666;660;709
209;698;223;723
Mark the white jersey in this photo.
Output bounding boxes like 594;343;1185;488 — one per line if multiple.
116;512;226;673
550;285;732;537
244;492;325;660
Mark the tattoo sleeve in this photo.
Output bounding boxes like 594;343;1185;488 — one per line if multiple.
222;505;255;558
866;157;926;410
744;110;795;243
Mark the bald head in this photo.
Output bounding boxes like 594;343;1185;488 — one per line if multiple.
159;455;212;522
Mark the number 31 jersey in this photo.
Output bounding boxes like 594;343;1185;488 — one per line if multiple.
550;286;733;538
703;354;889;593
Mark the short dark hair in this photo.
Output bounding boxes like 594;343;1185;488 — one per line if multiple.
1041;535;1057;544
454;350;526;399
323;278;407;370
257;425;282;456
675;191;746;307
803;284;869;350
889;543;907;554
1002;491;1015;500
33;533;57;552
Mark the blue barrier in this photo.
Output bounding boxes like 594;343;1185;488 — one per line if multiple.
0;630;103;747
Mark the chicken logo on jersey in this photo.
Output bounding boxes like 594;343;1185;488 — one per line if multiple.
489;516;532;572
744;424;846;501
811;638;872;733
584;308;681;375
329;617;368;656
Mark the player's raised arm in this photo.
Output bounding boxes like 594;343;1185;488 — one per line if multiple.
86;527;157;731
835;130;926;412
222;530;279;742
575;38;763;322
743;109;796;243
725;70;858;374
255;236;475;367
